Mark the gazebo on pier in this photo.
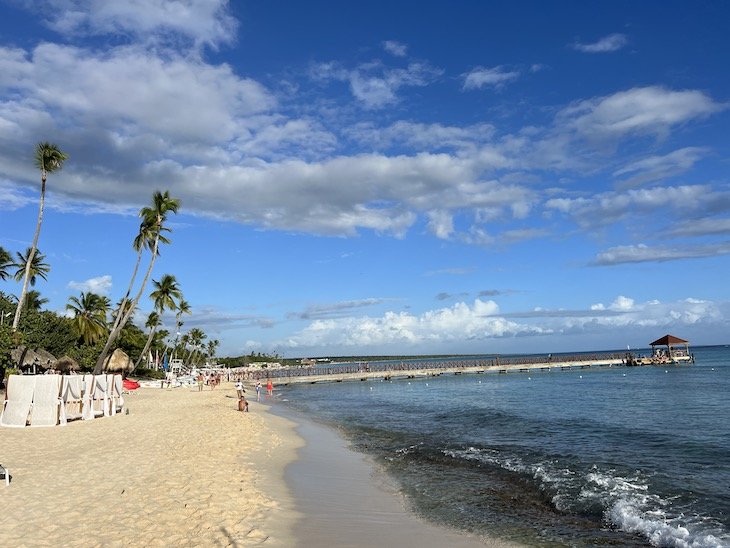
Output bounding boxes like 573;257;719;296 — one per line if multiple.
649;334;692;363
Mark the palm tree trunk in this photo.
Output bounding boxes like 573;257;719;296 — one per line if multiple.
94;224;161;373
12;176;45;331
133;327;157;370
108;248;143;341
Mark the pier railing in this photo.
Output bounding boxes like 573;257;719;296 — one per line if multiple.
238;352;628;381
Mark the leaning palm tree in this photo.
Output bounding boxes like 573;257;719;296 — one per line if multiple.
12;142;68;331
66;292;110;346
0;246;12;280
94;190;180;373
134;274;182;369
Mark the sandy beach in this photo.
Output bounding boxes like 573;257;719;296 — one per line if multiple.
0;383;303;547
1;382;515;547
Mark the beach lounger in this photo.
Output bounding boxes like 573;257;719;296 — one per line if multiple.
60;375;84;424
110;374;124;415
30;374;64;427
92;375;110;418
81;374;95;420
0;375;36;428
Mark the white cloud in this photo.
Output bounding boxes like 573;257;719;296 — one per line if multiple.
573;33;628;53
276;294;724;352
593;242;730;265
67;275;112;295
383;40;407;57
613;147;708;188
546;185;713;229
427;210;454;239
39;0;238;50
557;86;722;140
463;66;519;90
280;298;535;350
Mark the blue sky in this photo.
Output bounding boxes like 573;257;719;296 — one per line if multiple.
1;1;729;358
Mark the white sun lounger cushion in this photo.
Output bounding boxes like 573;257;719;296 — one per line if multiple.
30;375;64;427
93;375;109;417
112;374;124;414
1;375;36;428
81;374;95;421
61;375;83;423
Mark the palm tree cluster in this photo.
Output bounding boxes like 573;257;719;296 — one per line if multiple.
1;143;227;376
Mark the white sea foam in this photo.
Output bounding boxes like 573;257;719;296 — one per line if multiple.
443;447;729;547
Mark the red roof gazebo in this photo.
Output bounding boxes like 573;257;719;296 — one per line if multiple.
650;334;690;360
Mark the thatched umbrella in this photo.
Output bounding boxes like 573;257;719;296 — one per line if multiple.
55;355;80;373
11;346;38;366
35;348;57;369
104;348;134;374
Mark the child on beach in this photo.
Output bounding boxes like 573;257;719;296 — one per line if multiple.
266;379;273;396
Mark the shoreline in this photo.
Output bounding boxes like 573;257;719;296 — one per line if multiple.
272;399;519;548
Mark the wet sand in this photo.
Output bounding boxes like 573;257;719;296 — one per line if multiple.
277;405;520;547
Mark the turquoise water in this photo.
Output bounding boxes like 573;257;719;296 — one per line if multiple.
280;346;730;547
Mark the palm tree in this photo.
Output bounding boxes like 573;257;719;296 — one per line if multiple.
134;274;182;369
12;142;68;331
206;339;220;363
11;248;50;312
94;190;180;373
24;290;49;312
66;292;110;345
0;246;12;280
12;248;50;287
169;298;190;360
185;327;207;366
134;311;161;370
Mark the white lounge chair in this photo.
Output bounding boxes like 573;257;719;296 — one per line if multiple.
60;375;83;424
0;375;36;428
92;375;109;418
110;374;124;415
81;374;95;421
29;374;64;427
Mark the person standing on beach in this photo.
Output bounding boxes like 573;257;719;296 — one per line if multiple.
266;379;273;397
196;373;204;392
255;381;262;401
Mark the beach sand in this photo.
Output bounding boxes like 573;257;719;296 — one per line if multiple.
0;384;302;547
1;382;517;547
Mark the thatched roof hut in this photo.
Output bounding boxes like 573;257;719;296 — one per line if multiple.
104;348;134;373
55;355;80;372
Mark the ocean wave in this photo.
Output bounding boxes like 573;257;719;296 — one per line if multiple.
443;447;729;548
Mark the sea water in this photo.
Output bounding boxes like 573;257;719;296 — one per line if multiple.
280;346;730;547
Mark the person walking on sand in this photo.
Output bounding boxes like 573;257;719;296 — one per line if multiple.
235;380;245;399
196;373;204;392
266;378;273;397
255;381;262;402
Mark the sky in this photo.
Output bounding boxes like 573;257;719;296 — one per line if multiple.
1;0;729;358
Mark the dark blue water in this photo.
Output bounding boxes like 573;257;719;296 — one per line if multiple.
280;346;730;547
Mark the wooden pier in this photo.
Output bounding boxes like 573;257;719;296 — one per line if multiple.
239;353;629;385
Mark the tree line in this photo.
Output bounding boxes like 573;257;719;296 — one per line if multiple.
0;143;218;381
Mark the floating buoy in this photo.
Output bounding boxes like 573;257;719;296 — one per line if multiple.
528;377;531;380
579;375;583;379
